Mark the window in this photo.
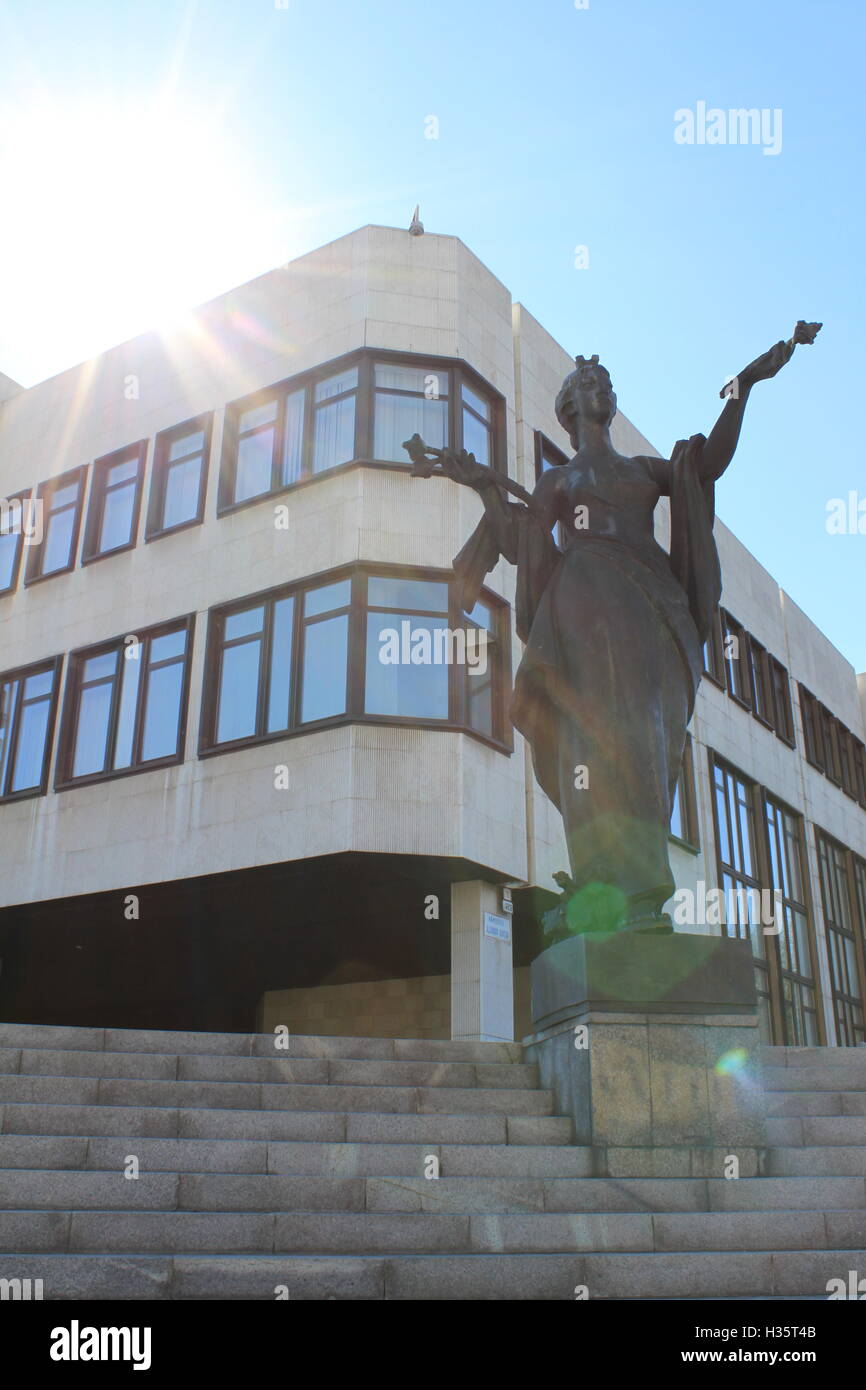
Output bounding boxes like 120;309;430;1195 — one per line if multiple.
702;609;726;687
146;416;211;539
202;567;509;754
763;798;820;1044
25;468;86;583
461;382;493;467
0;658;61;800
853;738;866;811
799;685;824;769
534;432;568;547
710;756;772;1038
82;442;146;562
669;735;699;848
365;576;449;720
747;638;774;727
230;389;306;507
373;363;448;463
839;726;858;800
58;619;193;785
816;831;866;1046
769;657;795;746
0;490;32;595
820;704;842;785
220;352;502;513
720;610;751;707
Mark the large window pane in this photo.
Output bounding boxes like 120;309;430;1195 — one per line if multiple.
301;614;348;722
163;457;201;529
374;393;447;462
73;683;113;777
42;507;75;573
313;396;355;473
11;700;50;791
235;430;274;503
462;407;490;467
217;641;261;743
141;662;184;761
365;612;449;718
99;483;136;552
0;527;21;590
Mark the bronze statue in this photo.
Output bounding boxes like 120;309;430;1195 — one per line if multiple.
405;322;821;936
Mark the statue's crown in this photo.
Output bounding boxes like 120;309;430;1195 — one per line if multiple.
574;354;599;367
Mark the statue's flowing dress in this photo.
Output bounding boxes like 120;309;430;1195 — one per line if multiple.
454;441;720;917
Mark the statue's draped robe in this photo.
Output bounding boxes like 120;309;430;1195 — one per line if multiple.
454;438;721;916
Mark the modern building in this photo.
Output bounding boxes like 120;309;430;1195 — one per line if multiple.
1;223;864;1050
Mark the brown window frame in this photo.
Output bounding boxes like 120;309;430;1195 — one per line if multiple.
24;467;87;585
669;733;700;851
218;349;507;517
747;636;775;729
719;610;751;709
199;563;512;759
145;415;212;542
702;608;726;688
56;615;195;790
533;431;568;548
799;685;824;770
769;657;796;747
762;794;823;1045
815;829;866;1047
0;488;32;597
0;655;63;802
82;441;147;564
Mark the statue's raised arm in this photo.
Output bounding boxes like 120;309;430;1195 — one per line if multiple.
700;320;822;482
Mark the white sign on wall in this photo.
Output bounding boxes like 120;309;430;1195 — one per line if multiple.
483;912;511;943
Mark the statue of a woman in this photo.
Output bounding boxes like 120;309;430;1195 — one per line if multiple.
405;322;820;935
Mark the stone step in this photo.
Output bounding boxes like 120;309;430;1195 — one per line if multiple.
2;1250;863;1300
0;1023;521;1064
762;1065;866;1091
3;1206;865;1256
0;1048;539;1090
767;1115;866;1146
767;1146;866;1177
0;1103;567;1146
765;1090;866;1117
0;1073;553;1115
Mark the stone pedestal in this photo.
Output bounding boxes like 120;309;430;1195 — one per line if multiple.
524;932;767;1177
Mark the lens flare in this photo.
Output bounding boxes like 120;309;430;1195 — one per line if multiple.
714;1048;749;1076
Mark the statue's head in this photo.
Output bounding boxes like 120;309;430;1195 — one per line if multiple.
555;355;617;450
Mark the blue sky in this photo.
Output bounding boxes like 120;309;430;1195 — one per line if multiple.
0;0;863;670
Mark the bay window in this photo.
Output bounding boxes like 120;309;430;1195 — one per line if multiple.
202;567;509;753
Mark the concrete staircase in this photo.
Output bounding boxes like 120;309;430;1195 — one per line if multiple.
1;1024;865;1300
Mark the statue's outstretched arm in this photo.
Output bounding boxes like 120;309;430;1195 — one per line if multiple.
700;321;821;482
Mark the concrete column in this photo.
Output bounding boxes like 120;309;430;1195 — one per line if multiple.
450;880;514;1041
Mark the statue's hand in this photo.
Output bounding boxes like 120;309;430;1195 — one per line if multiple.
722;322;822;398
442;448;497;490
